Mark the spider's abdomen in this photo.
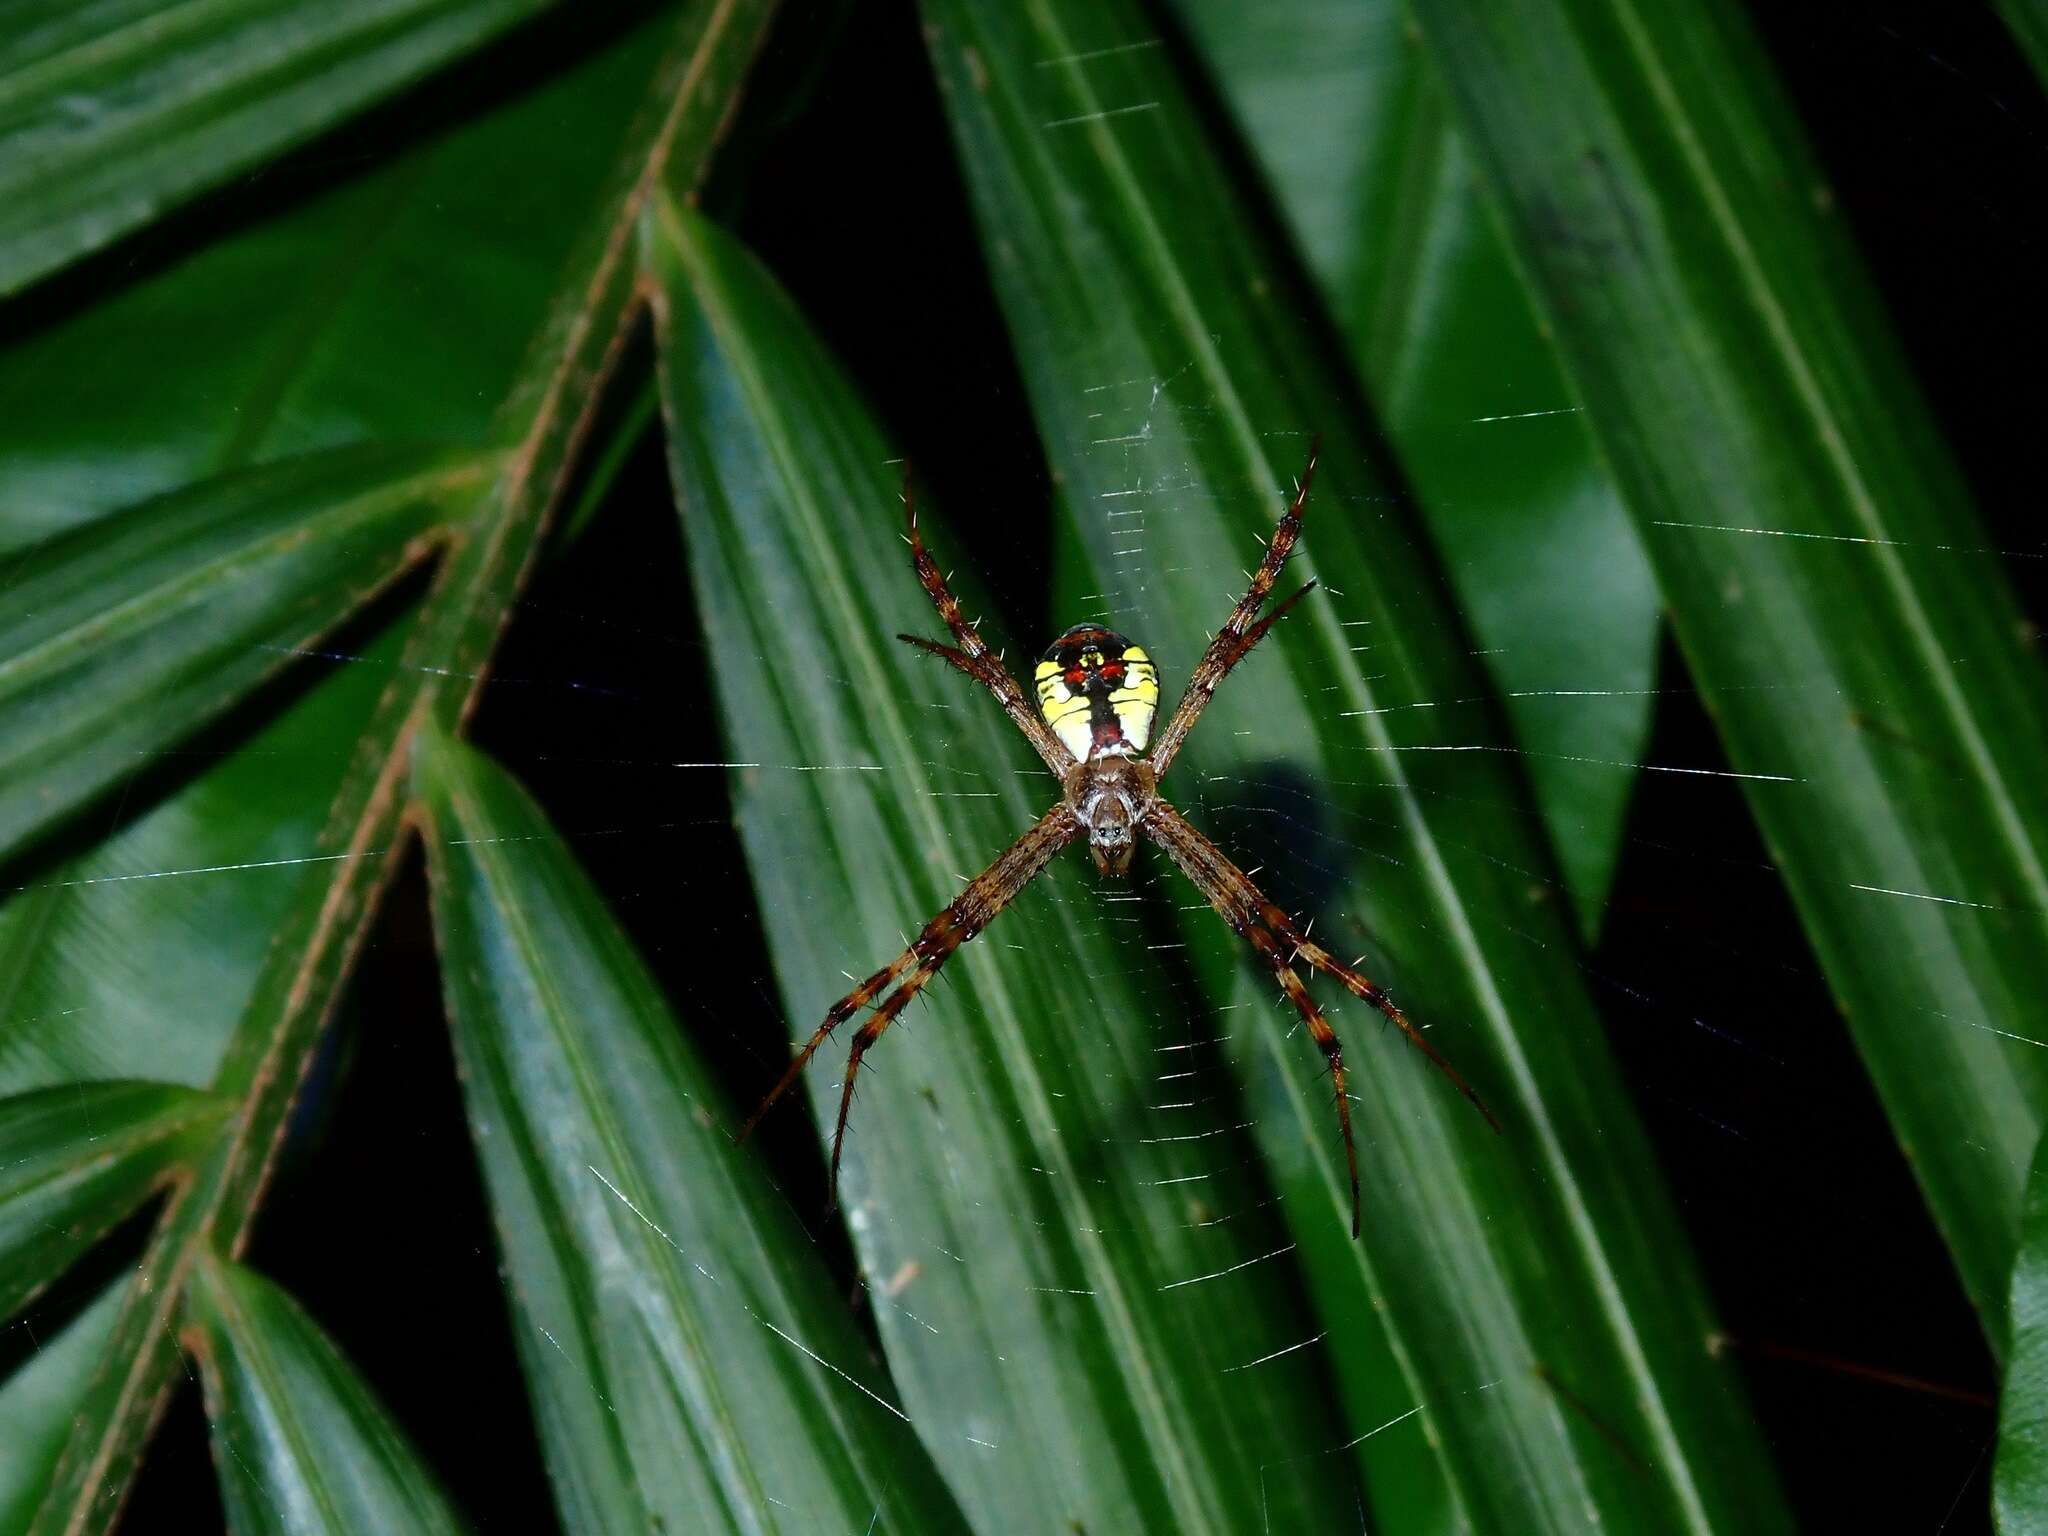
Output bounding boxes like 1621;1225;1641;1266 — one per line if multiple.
1034;624;1159;760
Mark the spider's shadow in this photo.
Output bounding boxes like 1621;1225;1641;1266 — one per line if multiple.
1187;758;1356;945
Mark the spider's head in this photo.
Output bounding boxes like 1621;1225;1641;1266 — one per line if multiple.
1070;754;1153;879
1085;800;1138;878
1034;625;1159;763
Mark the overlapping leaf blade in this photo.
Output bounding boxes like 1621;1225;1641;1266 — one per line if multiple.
0;444;485;865
650;199;1361;1533
0;622;404;1100
919;0;1787;1530
1405;0;2048;1345
413;724;966;1535
0;1284;126;1534
0;623;412;1536
0;9;686;548
1994;0;2048;84
184;1256;469;1536
3;7;777;1529
1999;1129;2048;1533
1170;0;1659;938
0;3;705;1109
0;1082;225;1320
0;0;556;296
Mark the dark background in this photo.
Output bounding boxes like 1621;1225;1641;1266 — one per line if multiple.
78;0;2044;1528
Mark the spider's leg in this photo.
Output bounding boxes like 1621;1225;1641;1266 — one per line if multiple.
740;803;1080;1184
827;954;942;1204
898;470;1076;778
822;803;1080;1207
738;949;918;1143
1281;930;1499;1135
897;633;1072;779
1144;799;1497;1145
1148;439;1320;778
1244;922;1362;1235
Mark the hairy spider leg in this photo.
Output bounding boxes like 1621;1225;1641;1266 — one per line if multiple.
897;633;1073;780
1245;920;1362;1236
740;805;1080;1195
1148;439;1321;778
895;468;1075;778
824;952;951;1205
1282;929;1500;1136
1149;801;1495;1128
1144;803;1363;1230
739;953;915;1145
1145;802;1496;1228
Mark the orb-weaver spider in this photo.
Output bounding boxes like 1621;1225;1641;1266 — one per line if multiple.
743;445;1496;1235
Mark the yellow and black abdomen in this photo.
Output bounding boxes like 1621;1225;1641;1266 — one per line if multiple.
1034;624;1159;760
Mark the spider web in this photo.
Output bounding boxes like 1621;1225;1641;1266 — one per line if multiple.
0;364;2009;1535
3;2;2041;1531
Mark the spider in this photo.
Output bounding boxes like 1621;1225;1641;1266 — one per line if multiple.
742;444;1496;1235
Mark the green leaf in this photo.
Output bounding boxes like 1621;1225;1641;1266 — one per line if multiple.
0;12;682;551
2000;1128;2048;1533
411;724;967;1535
0;0;556;297
0;0;708;1108
0;1283;127;1535
0;620;405;1100
1993;0;2048;86
184;1256;467;1536
1405;0;2048;1345
556;370;660;550
1169;0;1658;939
651;200;1361;1532
0;6;688;1113
0;3;687;1095
12;8;776;1530
0;1082;226;1322
0;444;485;866
920;1;1788;1531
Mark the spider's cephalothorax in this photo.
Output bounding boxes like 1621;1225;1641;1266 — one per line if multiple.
743;444;1499;1238
1064;746;1154;878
